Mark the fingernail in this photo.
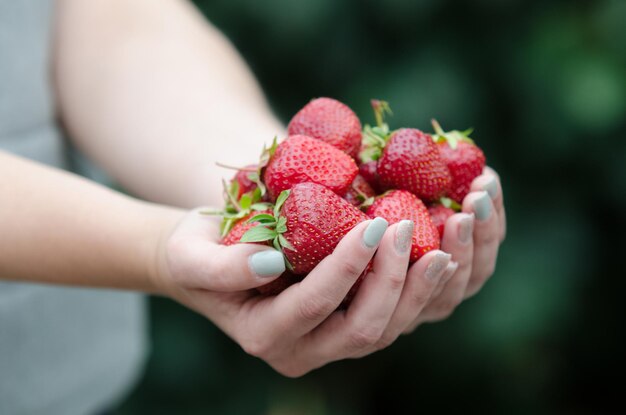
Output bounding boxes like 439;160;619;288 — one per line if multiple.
458;213;474;244
473;191;492;221
482;177;498;199
425;252;451;280
441;261;459;284
249;250;285;278
395;220;414;254
363;217;388;248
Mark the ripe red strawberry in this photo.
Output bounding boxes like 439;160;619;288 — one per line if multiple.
432;120;486;204
263;135;358;201
366;190;439;261
343;174;376;207
287;97;362;159
358;161;384;193
428;204;455;239
360;101;450;202
241;182;368;275
377;128;451;202
221;209;272;246
231;164;259;199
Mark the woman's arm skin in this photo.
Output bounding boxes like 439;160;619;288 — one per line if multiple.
0;151;181;291
54;0;283;209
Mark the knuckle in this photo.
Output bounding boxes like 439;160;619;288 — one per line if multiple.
338;260;365;279
434;308;454;321
274;362;310;378
241;336;271;358
410;292;431;309
384;271;406;291
376;332;397;350
435;298;462;319
347;326;383;350
298;295;335;322
477;232;499;246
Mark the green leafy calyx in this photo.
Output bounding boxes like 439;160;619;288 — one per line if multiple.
200;179;270;237
431;119;475;150
240;189;295;268
360;99;394;164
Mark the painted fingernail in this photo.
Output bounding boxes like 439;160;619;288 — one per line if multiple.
458;213;474;244
425;252;451;280
363;217;388;248
473;191;492;221
482;176;498;199
441;261;459;284
395;220;414;254
249;250;285;278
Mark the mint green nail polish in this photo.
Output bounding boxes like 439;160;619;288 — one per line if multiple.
249;250;285;277
363;217;388;248
473;191;492;221
482;177;498;199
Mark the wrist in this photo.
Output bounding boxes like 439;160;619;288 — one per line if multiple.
139;202;185;296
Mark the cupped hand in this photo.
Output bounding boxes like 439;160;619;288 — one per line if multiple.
153;212;452;377
405;166;506;329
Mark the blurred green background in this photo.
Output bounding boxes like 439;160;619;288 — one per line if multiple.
118;0;626;413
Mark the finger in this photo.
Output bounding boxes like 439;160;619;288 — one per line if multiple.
463;190;500;298
407;213;474;328
472;167;506;242
359;250;451;353
431;261;459;298
166;211;285;291
268;218;388;340
333;220;415;357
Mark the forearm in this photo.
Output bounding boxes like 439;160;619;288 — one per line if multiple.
0;151;183;292
54;0;284;208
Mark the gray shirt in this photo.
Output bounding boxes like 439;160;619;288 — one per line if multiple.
0;1;148;414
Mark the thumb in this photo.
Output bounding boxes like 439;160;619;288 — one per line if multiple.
202;243;286;291
167;238;286;292
162;209;286;293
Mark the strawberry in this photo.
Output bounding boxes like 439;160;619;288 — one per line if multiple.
377;128;451;202
241;182;368;275
263;135;358;201
366;190;439;261
431;120;486;204
287;97;362;159
360;100;451;202
343;174;376;207
231;164;260;199
427;204;455;239
358;161;383;193
221;209;272;246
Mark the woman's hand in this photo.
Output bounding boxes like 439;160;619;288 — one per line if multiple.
405;166;507;329
153;213;452;377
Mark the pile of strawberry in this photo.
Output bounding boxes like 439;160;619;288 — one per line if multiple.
214;98;485;300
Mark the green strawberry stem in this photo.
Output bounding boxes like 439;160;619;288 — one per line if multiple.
215;161;257;172
200;180;270;237
371;99;393;128
222;178;241;211
440;196;462;212
430;119;475;150
360;99;394;163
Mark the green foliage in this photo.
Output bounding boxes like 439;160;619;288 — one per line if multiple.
118;0;626;414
